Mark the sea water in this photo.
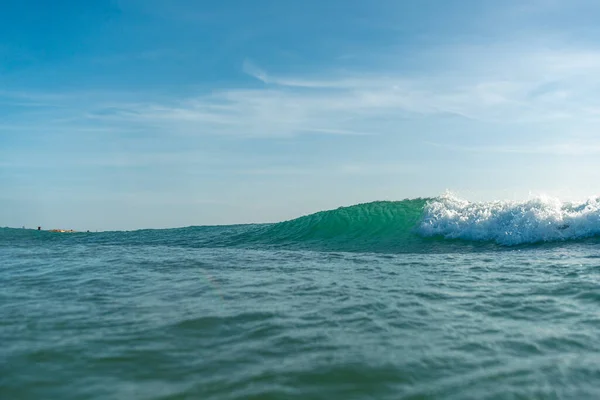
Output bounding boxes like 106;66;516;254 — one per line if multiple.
2;194;600;399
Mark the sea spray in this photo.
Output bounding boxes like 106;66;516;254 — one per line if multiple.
419;192;600;245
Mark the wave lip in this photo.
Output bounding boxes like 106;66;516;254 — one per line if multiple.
418;193;600;245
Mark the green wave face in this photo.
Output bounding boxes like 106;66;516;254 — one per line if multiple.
225;194;600;251
244;199;432;252
7;194;600;253
0;199;431;253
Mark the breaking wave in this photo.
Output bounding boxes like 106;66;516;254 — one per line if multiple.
5;193;600;252
420;193;600;245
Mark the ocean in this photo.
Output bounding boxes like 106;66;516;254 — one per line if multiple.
2;194;600;399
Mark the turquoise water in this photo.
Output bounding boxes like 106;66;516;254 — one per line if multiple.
2;195;600;399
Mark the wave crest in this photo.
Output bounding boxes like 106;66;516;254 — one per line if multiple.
7;193;600;251
419;193;600;245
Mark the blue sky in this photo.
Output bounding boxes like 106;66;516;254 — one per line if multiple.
2;0;600;230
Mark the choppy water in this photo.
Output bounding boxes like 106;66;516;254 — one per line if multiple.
2;195;600;399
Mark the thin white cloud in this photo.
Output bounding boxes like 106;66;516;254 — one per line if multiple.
425;141;600;156
106;46;600;131
0;150;228;168
235;163;415;176
6;42;600;141
242;59;269;84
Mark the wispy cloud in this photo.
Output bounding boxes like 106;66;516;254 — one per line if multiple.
242;59;269;84
99;47;600;136
425;141;600;156
6;41;600;141
235;163;415;176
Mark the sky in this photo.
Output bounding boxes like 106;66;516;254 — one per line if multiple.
3;0;600;230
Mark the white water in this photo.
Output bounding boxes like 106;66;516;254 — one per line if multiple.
419;193;600;245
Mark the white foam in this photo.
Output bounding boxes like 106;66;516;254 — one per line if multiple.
418;192;600;245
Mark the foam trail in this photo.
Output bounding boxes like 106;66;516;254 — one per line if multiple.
419;193;600;245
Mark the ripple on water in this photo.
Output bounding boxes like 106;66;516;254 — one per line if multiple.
2;245;600;399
